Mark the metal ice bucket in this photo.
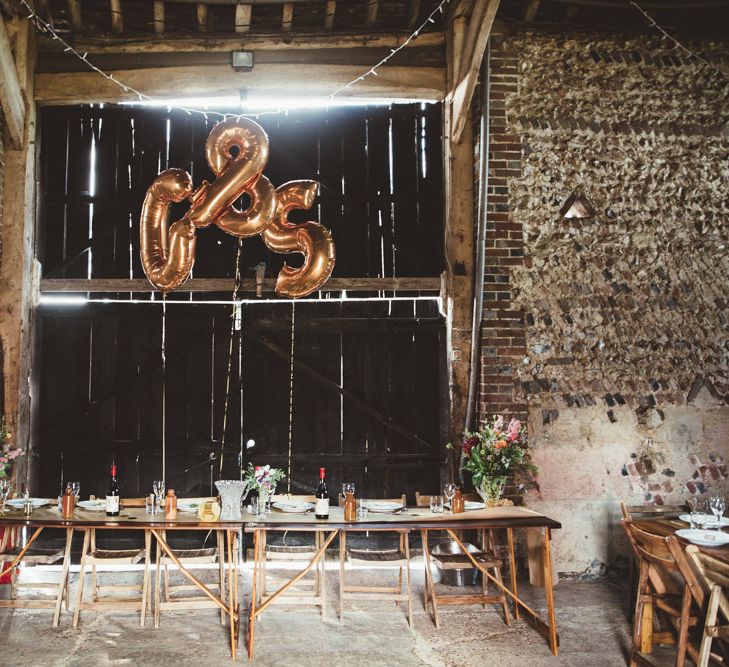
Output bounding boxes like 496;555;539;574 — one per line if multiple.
431;540;483;587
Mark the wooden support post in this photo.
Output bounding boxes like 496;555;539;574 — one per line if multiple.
0;16;35;485
407;0;421;26
235;3;251;33
0;16;25;149
282;3;293;32
197;3;210;32
443;14;475;460
110;0;124;34
451;0;500;144
324;0;335;30
522;0;540;21
366;0;379;26
66;0;82;31
153;1;165;34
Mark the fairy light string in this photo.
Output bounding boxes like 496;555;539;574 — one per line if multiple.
630;1;729;80
18;0;450;119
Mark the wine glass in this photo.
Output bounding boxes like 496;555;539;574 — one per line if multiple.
443;482;457;514
687;497;699;529
0;480;11;514
153;480;165;511
342;482;355;498
69;481;80;503
709;495;726;529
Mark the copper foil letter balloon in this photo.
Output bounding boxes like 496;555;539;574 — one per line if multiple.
262;181;336;298
186;117;276;237
140;117;335;296
140;168;196;292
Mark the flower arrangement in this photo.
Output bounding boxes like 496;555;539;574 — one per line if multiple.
244;463;285;492
0;418;22;480
450;415;537;504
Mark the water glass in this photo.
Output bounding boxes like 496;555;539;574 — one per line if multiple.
0;480;11;513
429;495;444;514
145;494;156;514
249;496;260;516
356;498;368;518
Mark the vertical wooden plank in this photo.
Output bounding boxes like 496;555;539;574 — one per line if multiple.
365;108;392;278
235;4;251;33
64;111;93;278
391;110;420;276
419;102;445;274
340;113;368;278
154;1;165;33
91;110;120;278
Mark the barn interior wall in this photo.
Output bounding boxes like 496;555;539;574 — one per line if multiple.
478;26;729;576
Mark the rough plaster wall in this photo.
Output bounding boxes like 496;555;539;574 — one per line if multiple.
500;31;729;575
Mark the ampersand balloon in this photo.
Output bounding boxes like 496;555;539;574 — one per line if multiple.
262;180;336;299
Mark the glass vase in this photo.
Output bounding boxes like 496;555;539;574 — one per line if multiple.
476;477;507;506
215;480;249;521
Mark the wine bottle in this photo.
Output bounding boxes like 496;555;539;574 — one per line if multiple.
315;467;329;519
106;464;120;516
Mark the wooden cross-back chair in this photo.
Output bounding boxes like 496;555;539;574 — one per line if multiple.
73;498;151;628
415;492;511;628
339;495;412;626
685;545;729;667
0;499;68;615
154;497;227;627
622;520;702;667
256;494;327;618
621;501;687;522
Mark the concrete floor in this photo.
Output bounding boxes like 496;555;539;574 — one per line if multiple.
0;565;642;667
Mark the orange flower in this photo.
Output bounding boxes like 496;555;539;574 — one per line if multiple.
495;440;508;449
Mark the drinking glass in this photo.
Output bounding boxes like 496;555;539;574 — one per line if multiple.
687;497;699;529
249;496;260;516
69;481;80;503
356;498;368;518
429;495;444;514
153;480;165;512
0;480;11;514
145;495;156;514
342;482;355;496
443;482;457;514
710;495;726;529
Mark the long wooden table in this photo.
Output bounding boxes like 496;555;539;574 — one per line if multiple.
244;505;561;661
0;506;243;660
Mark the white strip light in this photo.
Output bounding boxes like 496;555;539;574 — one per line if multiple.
39;294;442;307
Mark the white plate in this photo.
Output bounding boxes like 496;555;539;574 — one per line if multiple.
465;501;486;511
177;501;202;513
679;514;729;527
272;501;314;514
364;501;403;513
676;528;729;547
6;498;49;509
77;500;106;511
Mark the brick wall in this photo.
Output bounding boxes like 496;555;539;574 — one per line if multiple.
477;27;729;575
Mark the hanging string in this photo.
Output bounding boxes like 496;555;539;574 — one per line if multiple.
161;293;167;486
630;2;729;80
218;240;244;477
286;299;296;497
18;0;450;119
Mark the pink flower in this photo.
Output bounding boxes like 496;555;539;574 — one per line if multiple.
494;415;504;432
8;449;21;460
506;418;521;442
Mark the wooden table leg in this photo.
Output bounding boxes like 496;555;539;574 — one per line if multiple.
506;528;520;621
248;529;259;661
542;528;558;656
226;529;237;661
140;530;151;627
53;528;72;627
420;529;439;628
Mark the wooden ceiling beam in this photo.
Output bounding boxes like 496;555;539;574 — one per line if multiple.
450;0;500;144
282;2;293;32
0;15;26;148
46;30;444;54
522;0;540;20
366;0;379;26
110;0;124;34
324;0;336;30
66;0;82;32
35;62;446;104
235;3;252;33
154;1;165;34
407;0;421;27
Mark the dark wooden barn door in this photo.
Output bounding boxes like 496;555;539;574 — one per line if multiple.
34;103;445;501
